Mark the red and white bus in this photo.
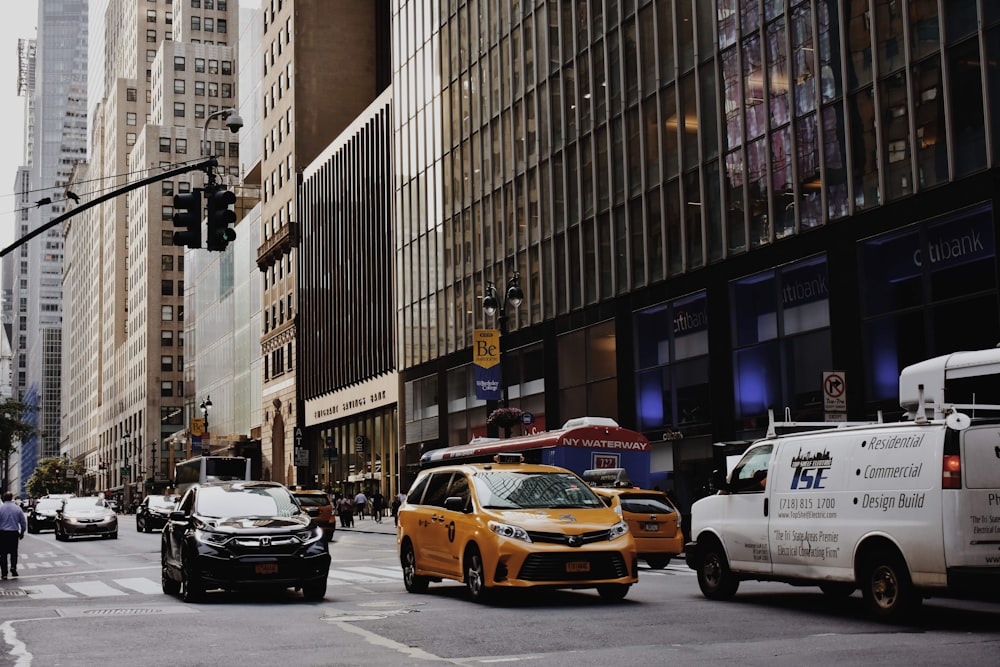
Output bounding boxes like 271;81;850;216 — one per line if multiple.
420;417;652;488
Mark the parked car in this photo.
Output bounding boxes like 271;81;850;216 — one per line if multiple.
591;487;683;569
290;489;336;539
136;494;178;533
161;481;331;602
27;498;64;534
397;457;638;602
54;496;118;541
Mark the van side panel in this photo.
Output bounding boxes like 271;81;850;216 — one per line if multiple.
768;425;946;585
944;425;1000;572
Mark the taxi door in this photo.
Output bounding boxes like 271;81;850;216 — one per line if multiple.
437;472;477;579
417;471;462;575
720;444;773;574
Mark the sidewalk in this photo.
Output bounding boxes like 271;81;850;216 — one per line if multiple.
334;515;398;536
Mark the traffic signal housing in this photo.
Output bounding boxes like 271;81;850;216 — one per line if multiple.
206;185;237;251
172;190;203;249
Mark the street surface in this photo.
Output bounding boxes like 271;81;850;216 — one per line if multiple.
2;515;998;666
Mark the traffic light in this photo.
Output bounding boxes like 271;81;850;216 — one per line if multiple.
205;185;237;251
172;190;203;249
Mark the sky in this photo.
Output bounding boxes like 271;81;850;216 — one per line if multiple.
0;1;38;252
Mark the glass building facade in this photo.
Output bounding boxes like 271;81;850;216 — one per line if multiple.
385;0;1000;510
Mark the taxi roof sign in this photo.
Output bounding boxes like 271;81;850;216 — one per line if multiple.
494;453;524;464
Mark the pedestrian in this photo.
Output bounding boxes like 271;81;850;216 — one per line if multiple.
391;492;402;526
0;492;28;580
371;489;385;523
337;495;354;528
354;489;368;520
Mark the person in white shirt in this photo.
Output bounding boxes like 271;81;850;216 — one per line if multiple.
0;492;27;580
353;491;368;520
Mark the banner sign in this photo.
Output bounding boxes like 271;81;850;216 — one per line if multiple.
474;329;502;401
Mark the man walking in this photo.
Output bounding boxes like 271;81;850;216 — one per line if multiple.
354;489;368;521
0;492;28;580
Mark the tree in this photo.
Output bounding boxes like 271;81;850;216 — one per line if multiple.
26;457;84;498
0;398;36;493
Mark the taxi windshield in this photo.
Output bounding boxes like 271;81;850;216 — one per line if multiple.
472;470;603;509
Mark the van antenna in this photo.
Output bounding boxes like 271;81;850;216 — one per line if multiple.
914;384;929;424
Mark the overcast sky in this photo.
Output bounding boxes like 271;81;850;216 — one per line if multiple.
0;1;38;252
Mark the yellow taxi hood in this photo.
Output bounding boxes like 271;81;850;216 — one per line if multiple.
486;507;622;532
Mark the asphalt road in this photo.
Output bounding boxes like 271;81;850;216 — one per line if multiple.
1;515;998;666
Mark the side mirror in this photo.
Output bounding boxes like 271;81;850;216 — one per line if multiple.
169;510;187;522
709;468;729;494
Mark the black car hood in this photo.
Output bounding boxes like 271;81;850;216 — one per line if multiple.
197;515;310;532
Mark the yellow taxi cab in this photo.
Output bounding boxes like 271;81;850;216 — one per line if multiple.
397;455;638;602
590;485;683;570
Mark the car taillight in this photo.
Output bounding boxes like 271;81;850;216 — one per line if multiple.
942;454;961;489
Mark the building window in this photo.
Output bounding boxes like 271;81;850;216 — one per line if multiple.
161;231;173;246
162;330;174;346
162;305;174;321
161;205;173;220
228;142;238;157
147;9;156;22
161;280;174;296
126;132;137;146
195;81;205;96
174;56;185;71
161;356;173;372
195;58;205;73
221;60;232;75
209;59;219;74
161;381;173;397
174;102;185;117
218;19;227;33
176;138;187;154
146;29;157;43
162;181;174;196
162;255;174;271
127;87;137;101
159;137;171;152
191;16;201;31
191;0;201;8
126;112;137;126
222;83;232;98
174;79;185;94
204;18;214;32
557;321;619;423
208;82;218;97
195;104;205;119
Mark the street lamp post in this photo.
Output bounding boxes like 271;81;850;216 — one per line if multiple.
122;432;131;511
202;107;243;157
482;272;524;437
200;396;212;454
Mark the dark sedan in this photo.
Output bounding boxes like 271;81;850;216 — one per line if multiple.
161;481;331;602
136;495;178;532
54;497;119;540
27;498;64;533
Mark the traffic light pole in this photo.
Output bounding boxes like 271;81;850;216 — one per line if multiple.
0;157;218;258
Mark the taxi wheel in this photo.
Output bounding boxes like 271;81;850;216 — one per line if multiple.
597;584;630;601
464;545;491;602
696;540;739;600
401;541;429;593
645;556;670;570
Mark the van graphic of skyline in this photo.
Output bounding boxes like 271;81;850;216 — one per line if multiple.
790;448;833;468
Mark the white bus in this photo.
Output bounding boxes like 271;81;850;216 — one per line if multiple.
173;456;252;498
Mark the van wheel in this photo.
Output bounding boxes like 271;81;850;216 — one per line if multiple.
696;541;739;600
464;545;491;602
401;541;429;593
861;549;919;620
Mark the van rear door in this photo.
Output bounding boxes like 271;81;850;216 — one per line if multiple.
946;424;1000;568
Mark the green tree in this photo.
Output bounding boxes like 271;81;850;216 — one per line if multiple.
26;457;84;498
1;398;36;492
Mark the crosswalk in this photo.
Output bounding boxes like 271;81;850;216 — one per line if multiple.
4;563;693;600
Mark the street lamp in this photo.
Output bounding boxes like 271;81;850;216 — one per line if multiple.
122;432;131;511
202;107;243;157
482;272;523;436
200;396;213;454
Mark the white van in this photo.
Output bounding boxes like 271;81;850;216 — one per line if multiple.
685;350;1000;620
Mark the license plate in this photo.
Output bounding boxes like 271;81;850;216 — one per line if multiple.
643;522;659;532
255;563;279;575
566;561;590;573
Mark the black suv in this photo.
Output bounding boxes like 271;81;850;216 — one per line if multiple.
161;481;331;602
27;498;65;533
136;494;178;532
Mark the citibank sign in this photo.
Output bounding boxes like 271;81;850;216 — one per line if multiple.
305;372;399;426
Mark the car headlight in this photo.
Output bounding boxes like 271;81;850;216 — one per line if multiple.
608;520;629;541
296;527;323;544
488;520;532;543
194;529;231;546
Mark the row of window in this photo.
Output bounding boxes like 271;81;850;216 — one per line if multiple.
160;355;183;372
155;137;237;157
173;56;233;75
170;79;234;97
161;279;185;297
264;342;294;381
190;0;228;11
262;294;294;333
189;16;228;33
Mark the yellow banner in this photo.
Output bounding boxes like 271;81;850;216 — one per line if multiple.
191;417;205;436
473;329;500;369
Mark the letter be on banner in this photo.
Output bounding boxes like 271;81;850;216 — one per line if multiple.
474;329;502;401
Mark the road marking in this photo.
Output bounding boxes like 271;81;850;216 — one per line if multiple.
114;577;163;594
65;581;128;597
20;584;74;600
340;566;402;579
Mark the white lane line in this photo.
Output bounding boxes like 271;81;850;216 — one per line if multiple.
22;584;75;600
341;566;403;579
327;569;393;584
